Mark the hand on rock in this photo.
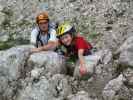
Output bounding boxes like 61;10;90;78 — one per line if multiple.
30;48;40;54
79;65;87;76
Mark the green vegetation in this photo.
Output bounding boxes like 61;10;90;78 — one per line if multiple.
0;7;31;50
0;38;29;50
0;41;13;50
87;31;100;41
1;7;13;16
18;19;32;26
1;7;14;29
71;16;100;42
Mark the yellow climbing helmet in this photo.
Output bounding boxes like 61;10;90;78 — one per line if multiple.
57;22;76;38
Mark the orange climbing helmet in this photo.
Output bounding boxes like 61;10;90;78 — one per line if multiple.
36;11;49;24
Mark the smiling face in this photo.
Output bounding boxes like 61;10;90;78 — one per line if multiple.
38;20;49;32
60;33;73;46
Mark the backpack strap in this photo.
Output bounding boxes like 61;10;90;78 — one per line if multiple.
36;31;43;48
36;30;51;48
47;33;50;43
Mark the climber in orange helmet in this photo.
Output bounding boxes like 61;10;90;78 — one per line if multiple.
30;11;58;53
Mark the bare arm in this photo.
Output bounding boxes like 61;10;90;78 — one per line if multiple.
40;41;57;51
78;49;85;65
78;49;87;75
31;41;58;53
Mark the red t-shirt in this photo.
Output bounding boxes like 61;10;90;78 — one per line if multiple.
75;36;92;50
66;36;92;57
75;36;92;55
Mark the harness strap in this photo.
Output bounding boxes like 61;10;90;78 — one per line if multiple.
36;31;50;48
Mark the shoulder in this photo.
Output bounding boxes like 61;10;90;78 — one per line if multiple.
74;36;88;46
75;36;92;49
49;28;56;36
48;28;57;41
31;27;39;34
75;36;84;41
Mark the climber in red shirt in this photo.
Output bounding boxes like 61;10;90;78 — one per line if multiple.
56;22;93;78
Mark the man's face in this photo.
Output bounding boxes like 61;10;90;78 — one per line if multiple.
60;34;73;46
38;20;48;32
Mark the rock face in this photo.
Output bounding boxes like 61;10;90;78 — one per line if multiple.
0;45;113;100
67;91;98;100
0;46;70;100
102;69;133;100
50;74;72;99
27;51;66;77
123;68;133;87
17;77;56;100
0;43;133;100
0;0;133;51
0;45;72;100
102;74;124;100
17;74;71;100
118;36;133;67
0;45;31;99
73;49;113;79
0;0;133;100
0;0;41;41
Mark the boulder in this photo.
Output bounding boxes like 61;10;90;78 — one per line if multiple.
102;74;125;100
118;36;133;67
73;49;113;79
0;45;31;80
0;45;32;99
102;68;133;100
17;76;56;100
50;74;72;99
27;51;66;77
17;74;72;100
123;68;133;88
67;91;98;100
